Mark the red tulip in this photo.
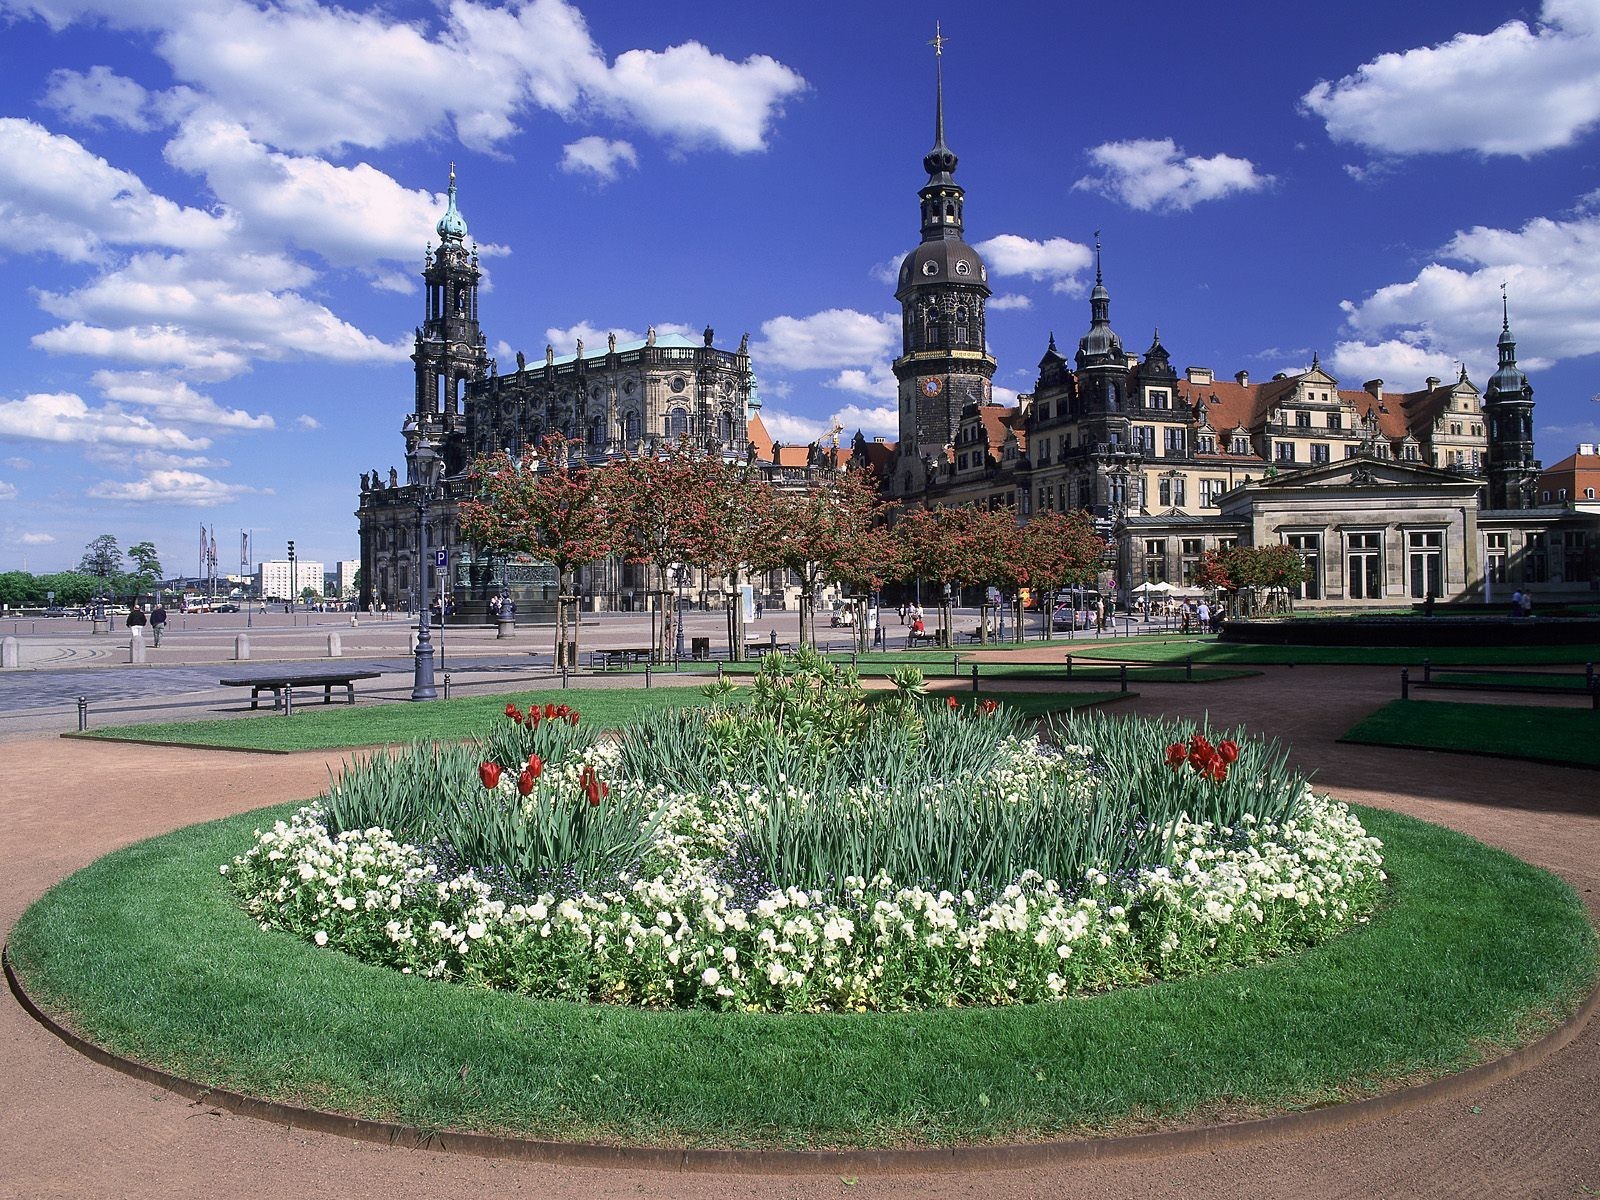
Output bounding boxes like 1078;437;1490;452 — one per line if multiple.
505;703;522;723
518;768;536;796
1165;742;1187;769
478;761;502;789
544;703;558;719
569;712;580;727
947;696;959;710
1218;739;1239;764
980;699;999;716
526;753;543;779
527;710;541;728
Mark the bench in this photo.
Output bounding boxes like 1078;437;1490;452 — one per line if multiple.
590;647;655;671
907;630;943;647
219;669;381;710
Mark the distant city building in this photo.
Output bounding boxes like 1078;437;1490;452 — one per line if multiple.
257;558;324;601
335;559;359;597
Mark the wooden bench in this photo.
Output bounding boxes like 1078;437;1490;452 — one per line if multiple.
220;669;381;710
590;647;655;671
907;630;943;647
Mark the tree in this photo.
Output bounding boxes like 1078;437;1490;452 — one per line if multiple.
128;541;162;595
1018;510;1107;641
767;468;884;649
79;534;122;584
830;517;907;652
460;434;615;667
687;462;782;661
896;504;985;646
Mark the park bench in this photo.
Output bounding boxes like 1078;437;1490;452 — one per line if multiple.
219;668;381;710
589;647;655;671
907;629;944;647
1414;662;1598;708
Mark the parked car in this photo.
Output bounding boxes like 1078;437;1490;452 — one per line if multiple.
1051;602;1096;630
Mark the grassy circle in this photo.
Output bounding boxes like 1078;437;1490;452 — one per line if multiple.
7;802;1595;1149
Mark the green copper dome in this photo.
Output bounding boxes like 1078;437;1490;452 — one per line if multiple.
436;166;468;243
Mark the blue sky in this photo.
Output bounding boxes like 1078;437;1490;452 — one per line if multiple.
2;0;1598;575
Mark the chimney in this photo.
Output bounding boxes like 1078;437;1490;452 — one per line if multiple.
1425;376;1440;391
1364;379;1384;400
1235;370;1249;387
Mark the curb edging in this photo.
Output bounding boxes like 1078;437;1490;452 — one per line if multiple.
6;944;1598;1176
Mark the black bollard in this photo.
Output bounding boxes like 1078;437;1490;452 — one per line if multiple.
283;683;295;716
644;660;652;689
716;661;724;686
1119;664;1128;693
1065;653;1072;679
971;662;979;694
561;662;569;689
77;695;88;731
1422;658;1432;683
1400;667;1410;700
443;673;451;701
952;654;960;678
769;629;777;654
1587;662;1594;690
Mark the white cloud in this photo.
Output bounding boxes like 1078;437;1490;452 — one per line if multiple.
974;235;1092;286
0;481;17;500
41;65;156;130
1325;339;1460;390
294;414;321;430
1302;1;1600;157
868;257;900;286
560;136;638;183
111;448;228;470
992;386;1020;406
758;408;830;443
988;293;1033;311
88;468;266;506
162;114;479;269
20;531;56;545
90;370;274;430
4;457;32;469
0;391;211;449
1074;138;1272;212
756;309;898;372
541;320;697;354
826;364;898;400
760;403;897;444
0;118;233;262
36;250;408;377
830;404;897;440
6;0;805;157
1334;203;1600;381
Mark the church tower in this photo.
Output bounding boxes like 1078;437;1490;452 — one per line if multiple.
1483;293;1539;509
891;29;996;461
413;166;487;474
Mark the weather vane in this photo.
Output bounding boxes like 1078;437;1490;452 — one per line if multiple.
929;22;946;56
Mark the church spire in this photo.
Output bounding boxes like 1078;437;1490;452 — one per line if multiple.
436;162;468;244
921;23;959;188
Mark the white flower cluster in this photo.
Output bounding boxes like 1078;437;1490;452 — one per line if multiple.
227;750;1385;1012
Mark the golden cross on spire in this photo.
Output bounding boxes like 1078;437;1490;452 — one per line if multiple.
929;21;946;56
449;160;456;185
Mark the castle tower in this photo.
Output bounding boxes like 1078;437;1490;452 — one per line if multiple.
1483;292;1539;508
413;165;487;474
891;28;996;458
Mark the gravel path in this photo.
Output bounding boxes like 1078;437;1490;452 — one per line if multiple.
2;664;1596;1200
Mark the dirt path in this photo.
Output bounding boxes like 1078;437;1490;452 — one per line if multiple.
2;666;1597;1200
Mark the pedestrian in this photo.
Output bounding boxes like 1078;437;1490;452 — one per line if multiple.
150;601;167;646
1197;600;1210;633
126;602;147;635
1094;597;1105;633
1520;589;1533;617
1510;589;1523;617
755;598;764;620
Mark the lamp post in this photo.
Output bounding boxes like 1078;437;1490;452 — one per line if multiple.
410;434;443;701
673;564;687;661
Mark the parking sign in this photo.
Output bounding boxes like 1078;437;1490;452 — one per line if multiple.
434;549;448;569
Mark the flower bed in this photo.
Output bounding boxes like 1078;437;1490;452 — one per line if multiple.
228;655;1386;1012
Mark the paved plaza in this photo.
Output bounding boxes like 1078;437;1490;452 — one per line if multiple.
1;646;1596;1198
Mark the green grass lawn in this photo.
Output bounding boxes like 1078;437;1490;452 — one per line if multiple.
656;654;1253;684
8;804;1592;1148
1427;670;1596;691
76;687;1122;753
1342;699;1600;769
1067;639;1600;667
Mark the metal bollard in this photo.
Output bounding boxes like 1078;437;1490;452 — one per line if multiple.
952;654;960;677
851;651;858;672
1587;662;1594;690
1186;655;1193;681
1422;658;1431;683
1400;667;1410;700
561;662;569;689
283;682;295;716
971;662;980;694
644;660;652;689
716;661;724;686
77;696;88;731
1065;653;1072;679
1119;663;1128;692
769;630;777;653
442;673;451;701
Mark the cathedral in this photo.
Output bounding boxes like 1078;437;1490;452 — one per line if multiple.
357;60;1596;617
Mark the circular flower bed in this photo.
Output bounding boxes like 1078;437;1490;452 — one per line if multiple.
227;654;1386;1012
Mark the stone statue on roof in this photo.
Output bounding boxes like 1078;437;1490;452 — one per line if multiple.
545;344;554;365
576;337;584;357
608;331;616;353
704;324;714;346
739;332;749;354
360;471;369;492
389;466;399;489
516;350;525;372
646;325;656;346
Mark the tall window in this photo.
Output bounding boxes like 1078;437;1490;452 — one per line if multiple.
1328;412;1342;431
1143;538;1167;583
1295;410;1312;428
1181;538;1204;584
1133;426;1155;453
1311;444;1330;464
1524;532;1548;583
1147;389;1170;409
1198;434;1216;454
1564;531;1592;583
665;407;688;439
1485;532;1508;583
1231;436;1250;455
1348;532;1383;599
1164;427;1186;456
1407;530;1443;598
1287;533;1321;600
1275;442;1296;464
1200;478;1225;507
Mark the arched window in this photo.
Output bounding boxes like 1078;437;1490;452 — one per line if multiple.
665;407;688;439
717;410;733;442
589;416;605;447
624;411;640;442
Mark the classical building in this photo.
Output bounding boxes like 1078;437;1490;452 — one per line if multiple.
863;55;1599;606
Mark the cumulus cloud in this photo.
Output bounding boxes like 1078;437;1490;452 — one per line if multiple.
90;369;275;430
5;0;805;157
0;118;233;262
41;65;157;130
1074;138;1272;212
559;136;638;183
30;322;252;380
1333;203;1600;382
1302;1;1600;157
988;294;1033;311
755;309;898;372
294;414;321;430
541;320;697;353
88;467;266;506
759;403;897;444
974;235;1092;287
826;364;898;401
20;531;56;544
0;391;211;449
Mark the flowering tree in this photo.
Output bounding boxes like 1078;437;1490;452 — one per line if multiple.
1198;545;1307;616
767;469;882;649
1018;510;1107;641
687;461;783;660
897;504;984;645
459;434;612;666
831;518;908;652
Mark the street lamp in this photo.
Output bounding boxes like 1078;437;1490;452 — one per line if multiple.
410;434;444;701
673;563;687;660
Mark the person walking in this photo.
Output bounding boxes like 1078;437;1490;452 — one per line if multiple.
1197;599;1211;633
150;601;167;646
1520;589;1533;618
1510;589;1523;617
126;602;147;635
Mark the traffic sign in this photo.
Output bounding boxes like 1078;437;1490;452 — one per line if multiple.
434;549;448;569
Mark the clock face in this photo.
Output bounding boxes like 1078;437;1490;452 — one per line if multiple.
920;377;943;398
